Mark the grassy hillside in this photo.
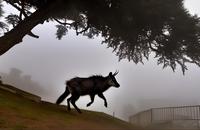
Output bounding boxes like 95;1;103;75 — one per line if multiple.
0;88;139;130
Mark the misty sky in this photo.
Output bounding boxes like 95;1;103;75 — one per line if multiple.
0;0;200;121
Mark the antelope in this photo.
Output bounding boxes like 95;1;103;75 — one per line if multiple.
56;71;120;113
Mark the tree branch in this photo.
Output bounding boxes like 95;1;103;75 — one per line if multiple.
5;0;29;18
0;0;61;55
53;18;72;26
76;24;89;35
4;0;40;38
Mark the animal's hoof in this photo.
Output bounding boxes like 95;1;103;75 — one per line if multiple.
105;104;107;107
86;103;91;107
78;110;82;114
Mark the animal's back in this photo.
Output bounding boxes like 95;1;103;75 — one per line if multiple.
66;77;95;95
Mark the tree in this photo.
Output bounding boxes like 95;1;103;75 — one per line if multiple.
0;75;2;84
0;1;8;34
0;0;200;73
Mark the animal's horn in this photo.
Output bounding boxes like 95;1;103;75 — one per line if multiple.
113;70;119;76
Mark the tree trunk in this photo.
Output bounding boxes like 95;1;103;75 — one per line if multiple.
0;0;63;55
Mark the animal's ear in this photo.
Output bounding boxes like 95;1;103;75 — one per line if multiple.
109;72;112;76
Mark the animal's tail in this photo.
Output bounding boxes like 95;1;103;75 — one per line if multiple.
56;86;70;104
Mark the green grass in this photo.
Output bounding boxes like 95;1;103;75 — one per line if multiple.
0;88;138;130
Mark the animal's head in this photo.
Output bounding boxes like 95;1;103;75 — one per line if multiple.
107;71;120;88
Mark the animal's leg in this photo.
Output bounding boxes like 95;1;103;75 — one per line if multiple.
71;94;81;113
98;93;107;107
86;94;95;107
67;96;72;111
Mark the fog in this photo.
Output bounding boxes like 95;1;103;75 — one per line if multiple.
0;0;200;121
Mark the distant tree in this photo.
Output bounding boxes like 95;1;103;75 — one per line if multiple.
0;75;2;84
0;68;46;95
0;0;200;73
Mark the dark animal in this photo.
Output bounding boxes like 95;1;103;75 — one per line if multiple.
56;71;120;113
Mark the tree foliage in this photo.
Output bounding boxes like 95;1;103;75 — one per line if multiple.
5;14;20;27
55;24;68;40
0;0;200;74
0;1;7;33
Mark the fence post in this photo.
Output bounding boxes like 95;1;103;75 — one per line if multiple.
198;106;200;128
151;109;153;124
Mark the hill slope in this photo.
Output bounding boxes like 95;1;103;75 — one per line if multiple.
0;88;138;130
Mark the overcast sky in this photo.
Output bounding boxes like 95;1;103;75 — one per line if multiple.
0;0;200;121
